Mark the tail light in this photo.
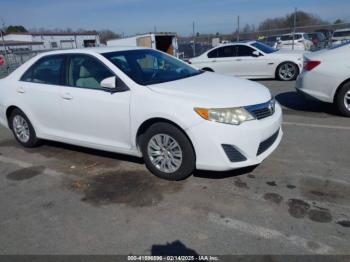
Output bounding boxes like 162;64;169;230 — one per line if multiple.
304;60;321;71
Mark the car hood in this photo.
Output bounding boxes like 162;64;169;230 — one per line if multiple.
147;72;271;108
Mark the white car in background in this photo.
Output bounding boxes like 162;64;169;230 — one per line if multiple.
332;28;350;46
277;33;313;51
189;41;304;81
296;42;350;117
0;47;283;180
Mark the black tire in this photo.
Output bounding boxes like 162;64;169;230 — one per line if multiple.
276;62;299;81
141;122;195;181
9;108;40;148
335;82;350;117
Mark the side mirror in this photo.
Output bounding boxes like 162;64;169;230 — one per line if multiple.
252;50;261;57
100;76;117;89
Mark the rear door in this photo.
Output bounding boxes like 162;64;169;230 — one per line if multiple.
136;36;152;48
204;45;240;75
58;54;131;150
17;55;65;137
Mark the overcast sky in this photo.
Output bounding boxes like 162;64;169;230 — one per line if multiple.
1;0;349;35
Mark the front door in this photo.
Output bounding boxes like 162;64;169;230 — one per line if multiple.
234;45;270;78
59;54;131;150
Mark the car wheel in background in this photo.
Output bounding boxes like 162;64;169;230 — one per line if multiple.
9;109;40;148
277;62;299;81
202;68;214;72
141;122;195;181
335;82;350;117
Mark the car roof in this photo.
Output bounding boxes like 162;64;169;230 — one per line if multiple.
219;40;256;46
280;32;306;36
37;46;146;56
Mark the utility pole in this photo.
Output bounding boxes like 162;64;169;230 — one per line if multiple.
292;8;297;50
192;21;196;58
154;26;157;33
237;15;240;42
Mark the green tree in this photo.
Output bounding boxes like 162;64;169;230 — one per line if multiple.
334;19;344;24
6;25;28;33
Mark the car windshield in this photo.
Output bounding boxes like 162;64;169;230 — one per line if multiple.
102;49;203;85
251;42;277;54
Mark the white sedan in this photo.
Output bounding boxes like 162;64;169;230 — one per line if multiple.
189;41;304;81
0;47;282;180
296;42;350;117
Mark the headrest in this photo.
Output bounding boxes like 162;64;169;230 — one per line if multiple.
79;60;96;78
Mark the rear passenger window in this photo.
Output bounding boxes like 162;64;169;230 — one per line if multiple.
208;46;236;58
21;56;64;85
218;46;236;57
208;48;219;58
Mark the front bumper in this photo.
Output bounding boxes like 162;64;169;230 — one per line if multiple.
187;103;283;171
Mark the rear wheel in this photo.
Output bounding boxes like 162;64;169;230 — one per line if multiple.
141;122;195;181
277;62;299;81
335;82;350;117
9;109;40;147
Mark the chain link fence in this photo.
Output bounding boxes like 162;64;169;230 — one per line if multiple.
0;50;41;79
178;22;350;59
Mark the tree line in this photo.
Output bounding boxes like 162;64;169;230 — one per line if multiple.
2;9;348;42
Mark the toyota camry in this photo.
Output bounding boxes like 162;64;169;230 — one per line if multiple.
0;47;283;180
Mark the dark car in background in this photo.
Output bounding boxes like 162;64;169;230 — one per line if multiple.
307;32;327;50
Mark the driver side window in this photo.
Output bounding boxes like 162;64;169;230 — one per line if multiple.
68;55;114;89
236;45;255;57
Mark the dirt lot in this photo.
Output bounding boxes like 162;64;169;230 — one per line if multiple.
0;80;349;255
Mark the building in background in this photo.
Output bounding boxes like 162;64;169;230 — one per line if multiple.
1;32;100;52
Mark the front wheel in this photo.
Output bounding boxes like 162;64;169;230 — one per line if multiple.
277;62;299;81
335;82;350;117
141;123;195;181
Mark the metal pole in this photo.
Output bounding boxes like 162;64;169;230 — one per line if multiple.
237;15;240;42
292;8;297;50
192;21;196;57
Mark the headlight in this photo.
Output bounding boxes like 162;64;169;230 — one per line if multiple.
194;107;255;125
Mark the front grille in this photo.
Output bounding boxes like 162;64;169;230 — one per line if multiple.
222;144;247;162
257;129;280;156
245;99;275;120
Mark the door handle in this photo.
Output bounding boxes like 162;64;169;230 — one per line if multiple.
212;60;217;62
236;59;242;61
61;93;73;100
16;87;25;94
